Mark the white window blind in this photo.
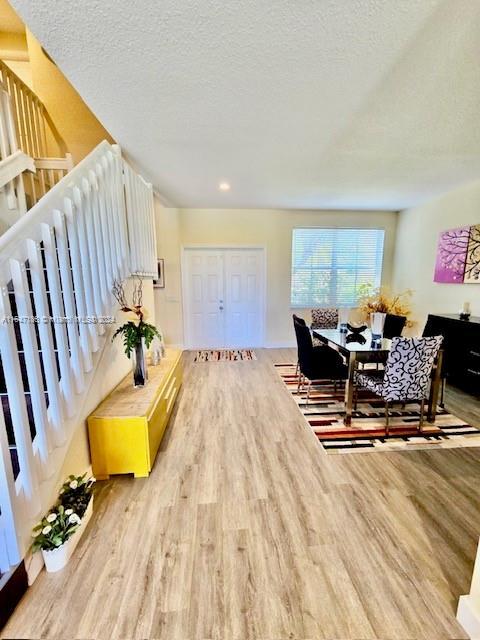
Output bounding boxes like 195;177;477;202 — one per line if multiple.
291;228;385;307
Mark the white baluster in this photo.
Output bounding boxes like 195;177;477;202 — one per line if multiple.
0;407;21;569
112;146;131;278
26;239;64;442
40;223;75;417
72;186;100;351
102;154;120;281
64;195;94;370
94;160;114;296
0;284;40;510
53;209;85;394
81;177;106;335
9;258;52;471
88;170;109;316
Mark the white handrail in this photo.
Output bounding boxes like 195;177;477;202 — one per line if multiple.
0;139;156;575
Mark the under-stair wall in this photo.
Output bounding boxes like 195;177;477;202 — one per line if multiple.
0;139;157;579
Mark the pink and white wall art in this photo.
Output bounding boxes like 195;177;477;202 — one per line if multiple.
434;224;480;284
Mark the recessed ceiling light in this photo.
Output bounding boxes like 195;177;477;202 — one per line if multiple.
218;181;231;192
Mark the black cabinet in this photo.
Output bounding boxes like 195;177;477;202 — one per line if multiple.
424;314;480;395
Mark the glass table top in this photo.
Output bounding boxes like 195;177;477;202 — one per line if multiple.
312;328;393;353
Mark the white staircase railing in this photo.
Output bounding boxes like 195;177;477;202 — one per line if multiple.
0;80;34;222
0;140;156;575
123;162;157;277
0;60;73;215
0;60;63;160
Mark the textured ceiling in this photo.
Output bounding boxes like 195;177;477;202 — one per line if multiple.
9;0;480;210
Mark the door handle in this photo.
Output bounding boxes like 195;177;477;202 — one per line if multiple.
219;306;224;311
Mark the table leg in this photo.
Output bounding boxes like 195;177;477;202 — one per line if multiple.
428;349;443;423
344;352;357;426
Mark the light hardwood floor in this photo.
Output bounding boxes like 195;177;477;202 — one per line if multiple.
3;348;480;640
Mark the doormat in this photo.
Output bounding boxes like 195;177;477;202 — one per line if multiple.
194;349;257;362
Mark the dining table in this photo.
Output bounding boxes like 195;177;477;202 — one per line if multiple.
311;327;444;426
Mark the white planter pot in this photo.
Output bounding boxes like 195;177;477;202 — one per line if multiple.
41;498;93;573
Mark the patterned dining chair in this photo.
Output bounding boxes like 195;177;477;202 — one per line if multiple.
311;307;339;330
354;336;443;435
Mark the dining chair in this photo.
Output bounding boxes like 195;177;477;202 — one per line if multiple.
311;307;339;330
422;322;446;407
354;336;443;434
292;314;306;376
383;313;407;339
294;318;348;403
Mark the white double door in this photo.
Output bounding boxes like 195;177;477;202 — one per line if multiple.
183;248;265;349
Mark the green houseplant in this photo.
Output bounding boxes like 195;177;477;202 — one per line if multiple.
31;474;95;572
112;278;161;387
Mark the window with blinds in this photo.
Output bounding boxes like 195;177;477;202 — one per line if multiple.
291;228;385;307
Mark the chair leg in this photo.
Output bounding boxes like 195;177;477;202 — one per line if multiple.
385;400;390;436
440;377;445;408
306;380;311;405
418;398;425;433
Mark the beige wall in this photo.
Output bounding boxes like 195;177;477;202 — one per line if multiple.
393;179;480;332
0;30;32;86
154;206;398;347
26;29;114;162
153;202;184;346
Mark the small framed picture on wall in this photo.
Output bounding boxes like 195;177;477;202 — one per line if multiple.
153;259;165;288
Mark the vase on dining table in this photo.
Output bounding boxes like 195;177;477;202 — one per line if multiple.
370;312;386;341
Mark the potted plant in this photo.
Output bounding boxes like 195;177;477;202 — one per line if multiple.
357;285;414;336
31;474;95;573
59;473;95;517
112;278;161;387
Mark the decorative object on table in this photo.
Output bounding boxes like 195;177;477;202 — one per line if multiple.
337;307;350;333
459;302;471;321
433;224;480;284
370;312;386;341
464;224;480;283
31;474;95;573
275;363;480;455
150;334;164;365
153;258;165;288
357;285;414;327
112;279;161;387
345;323;367;345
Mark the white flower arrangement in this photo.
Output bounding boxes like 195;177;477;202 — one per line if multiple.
31;505;82;552
31;473;95;553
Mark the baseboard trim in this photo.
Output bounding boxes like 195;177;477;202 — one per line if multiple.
263;342;296;349
170;343;296;350
457;594;480;639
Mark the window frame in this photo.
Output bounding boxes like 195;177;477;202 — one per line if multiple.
290;226;386;309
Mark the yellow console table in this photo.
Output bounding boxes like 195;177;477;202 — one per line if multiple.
87;348;183;479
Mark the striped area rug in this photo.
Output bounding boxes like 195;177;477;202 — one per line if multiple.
194;349;257;362
275;362;480;454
